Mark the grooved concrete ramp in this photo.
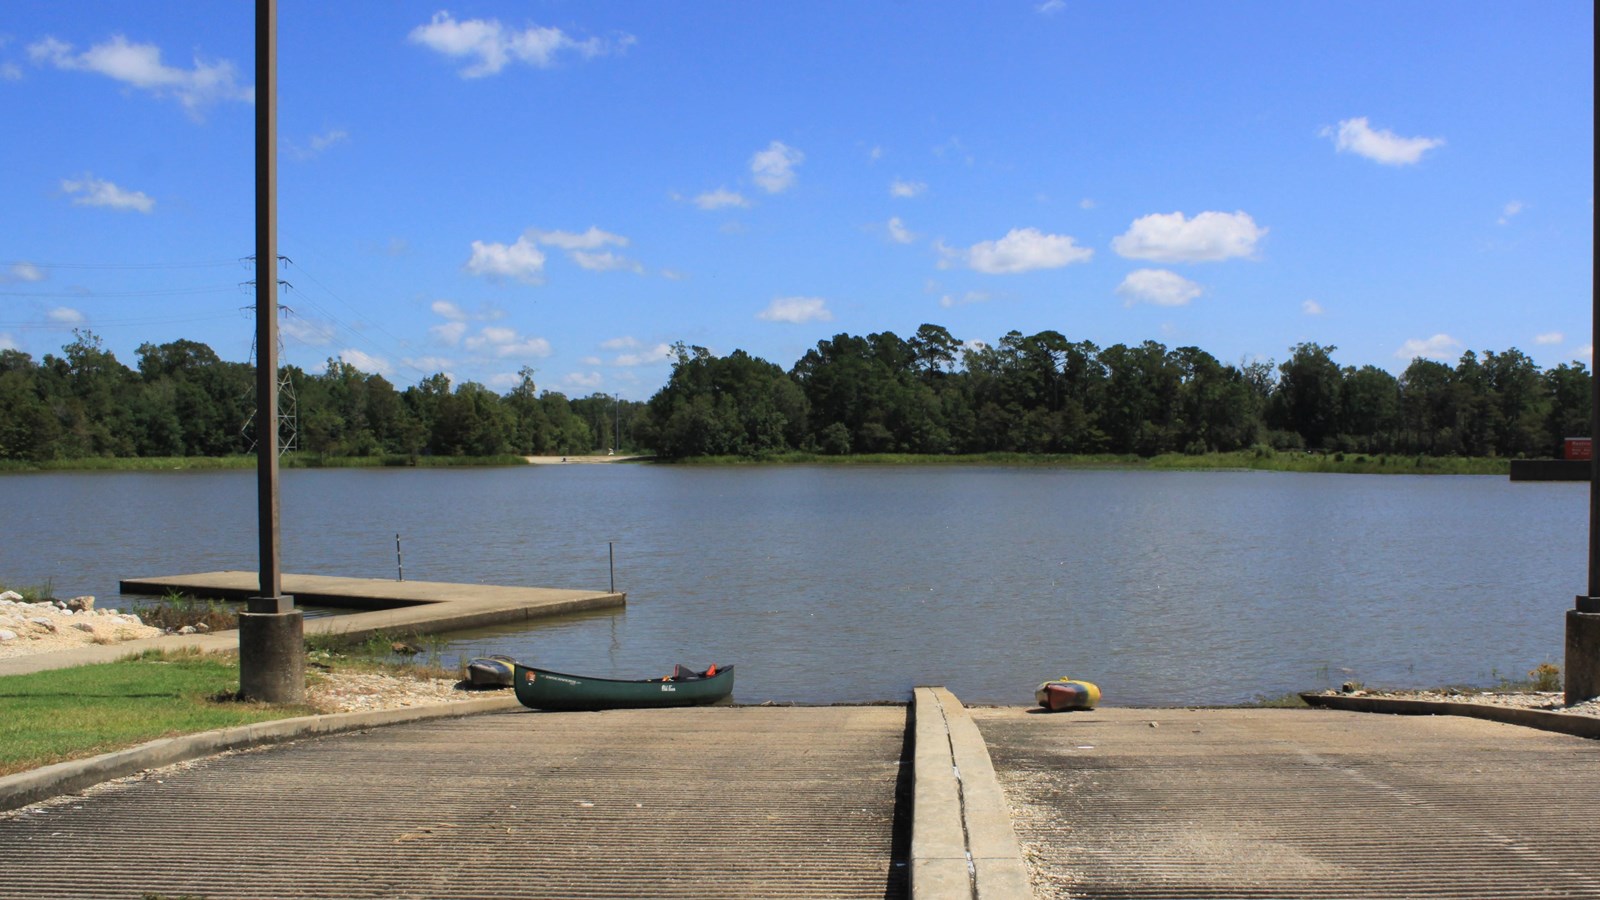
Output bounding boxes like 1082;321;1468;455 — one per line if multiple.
0;706;909;899
973;706;1600;899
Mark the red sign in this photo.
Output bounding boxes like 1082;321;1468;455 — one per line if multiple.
1565;438;1591;461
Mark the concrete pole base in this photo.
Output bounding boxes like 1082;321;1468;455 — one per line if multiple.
1564;609;1600;706
239;609;305;703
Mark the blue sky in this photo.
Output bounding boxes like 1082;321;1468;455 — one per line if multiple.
1;2;1592;400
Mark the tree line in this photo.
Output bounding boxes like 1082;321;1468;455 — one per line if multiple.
0;330;642;461
646;324;1591;459
0;326;1589;463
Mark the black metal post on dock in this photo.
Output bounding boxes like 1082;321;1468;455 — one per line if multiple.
240;0;304;703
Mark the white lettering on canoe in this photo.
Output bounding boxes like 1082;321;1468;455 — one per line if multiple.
661;684;676;692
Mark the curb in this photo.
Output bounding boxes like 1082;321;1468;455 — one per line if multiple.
0;695;523;813
911;686;1033;900
1299;693;1600;740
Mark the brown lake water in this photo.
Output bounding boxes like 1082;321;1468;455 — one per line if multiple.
0;465;1584;705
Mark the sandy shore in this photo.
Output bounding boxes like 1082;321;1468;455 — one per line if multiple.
524;454;647;465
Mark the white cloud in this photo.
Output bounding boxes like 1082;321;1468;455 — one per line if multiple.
2;261;44;283
431;299;468;320
404;355;455;374
1037;0;1068;12
1395;333;1462;361
289;128;349;161
613;343;673;367
751;141;804;193
1322;117;1444;166
0;332;17;351
1580;344;1594;362
757;296;833;324
1302;299;1324;316
531;226;626;251
408;11;633;78
337;349;391;376
281;316;335;345
887;216;916;244
465;236;546;283
601;336;641;350
1;62;21;81
939;291;992;309
1116;269;1203;307
960;227;1093;274
890;179;926;198
464;326;552;359
29;34;250;116
693;188;748;210
61;174;154;213
571;250;643;273
1535;331;1563;345
565;371;605;389
1112;210;1264;262
48;306;85;325
431;321;468;345
1498;200;1525;225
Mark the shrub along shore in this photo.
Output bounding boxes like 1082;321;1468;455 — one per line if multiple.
0;449;1508;476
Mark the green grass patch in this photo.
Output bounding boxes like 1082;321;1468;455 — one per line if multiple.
0;649;317;777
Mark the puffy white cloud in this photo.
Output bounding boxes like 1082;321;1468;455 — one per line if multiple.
751;141;804;193
1322;117;1444;166
890;179;926;198
29;34;250;116
408;11;633;78
693;188;748;210
938;291;992;309
565;371;605;389
337;349;391;376
61;174;154;213
572;250;643;273
1115;269;1202;307
959;227;1093;274
757;296;833;324
531;226;626;251
431;299;468;320
1395;333;1462;361
48;306;84;325
431;321;468;345
1112;210;1264;262
2;261;44;283
1302;299;1324;316
887;216;916;244
465;235;546;283
613;343;673;367
281;316;335;346
464;326;552;359
1535;331;1563;345
1498;200;1525;225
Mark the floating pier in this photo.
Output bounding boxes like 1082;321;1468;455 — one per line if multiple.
119;571;625;641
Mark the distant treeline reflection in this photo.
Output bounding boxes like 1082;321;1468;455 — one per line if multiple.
0;326;1588;463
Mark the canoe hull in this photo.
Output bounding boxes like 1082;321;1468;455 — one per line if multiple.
512;663;734;711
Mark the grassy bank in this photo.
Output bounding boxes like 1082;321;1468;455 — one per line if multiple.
0;650;317;777
665;449;1511;475
0;453;533;473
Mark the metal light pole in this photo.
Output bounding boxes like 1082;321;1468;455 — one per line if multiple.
1568;197;1600;704
240;0;304;702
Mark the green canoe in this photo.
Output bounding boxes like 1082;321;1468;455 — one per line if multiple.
512;662;735;711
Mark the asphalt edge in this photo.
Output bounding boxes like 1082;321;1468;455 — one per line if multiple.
911;686;1034;900
0;694;523;813
1299;693;1600;739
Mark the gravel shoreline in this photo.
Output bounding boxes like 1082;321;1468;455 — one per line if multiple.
1;594;498;712
1307;687;1600;718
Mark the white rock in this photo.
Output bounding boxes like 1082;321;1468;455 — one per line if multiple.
28;617;57;633
194;622;210;633
72;622;97;634
66;595;94;612
0;629;16;642
177;625;197;635
0;590;20;601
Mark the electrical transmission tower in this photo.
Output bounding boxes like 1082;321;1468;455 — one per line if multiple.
241;320;298;455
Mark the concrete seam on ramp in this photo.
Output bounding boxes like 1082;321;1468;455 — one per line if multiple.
1301;692;1600;738
912;687;1033;900
0;695;520;812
